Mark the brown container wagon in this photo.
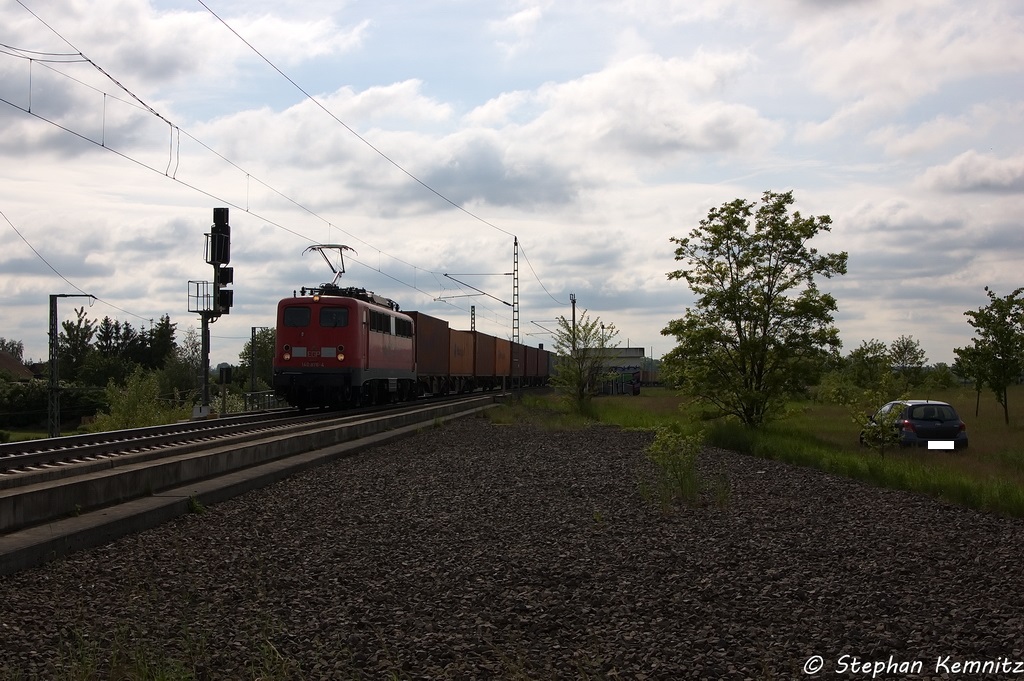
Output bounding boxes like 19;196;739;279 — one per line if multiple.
408;311;450;395
472;331;497;389
525;345;540;383
449;329;475;391
510;341;526;379
494;337;511;383
539;347;553;382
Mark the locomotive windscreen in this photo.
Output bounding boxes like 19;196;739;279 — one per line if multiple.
320;307;349;328
283;306;311;327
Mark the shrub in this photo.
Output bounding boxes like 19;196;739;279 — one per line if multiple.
89;367;191;432
641;424;704;510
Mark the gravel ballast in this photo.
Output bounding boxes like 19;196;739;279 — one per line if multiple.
1;416;1023;679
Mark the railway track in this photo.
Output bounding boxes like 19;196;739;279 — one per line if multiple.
0;393;501;576
0;408;315;476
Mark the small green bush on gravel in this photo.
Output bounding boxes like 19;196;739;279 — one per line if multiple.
639;424;705;512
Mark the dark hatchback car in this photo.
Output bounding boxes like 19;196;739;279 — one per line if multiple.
860;400;968;451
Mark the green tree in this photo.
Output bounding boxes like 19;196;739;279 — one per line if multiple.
957;286;1024;425
156;326;203;408
952;345;985;418
78;351;134;388
845;339;892;389
146;314;177;369
58;306;97;383
0;379;48;428
237;327;276;391
117;321;145;366
922;362;957;391
89;367;190;432
549;310;619;411
889;334;927;387
94;316;119;355
662;190;848;428
0;337;25;362
850;372;908;457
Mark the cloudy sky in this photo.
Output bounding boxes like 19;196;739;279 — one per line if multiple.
2;0;1023;368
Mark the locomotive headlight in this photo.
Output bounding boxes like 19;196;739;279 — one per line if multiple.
313;294;320;303
283;344;292;361
336;345;345;361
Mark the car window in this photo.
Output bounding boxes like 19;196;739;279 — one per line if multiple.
910;404;956;420
283;306;311;327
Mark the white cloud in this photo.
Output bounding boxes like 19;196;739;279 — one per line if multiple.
463;91;533;127
489;3;546;57
868;115;974;158
521;52;780;165
232;15;371;65
788;0;1024;139
919;151;1024;193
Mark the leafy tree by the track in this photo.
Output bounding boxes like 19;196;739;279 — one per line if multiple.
237;327;277;391
58;307;97;383
88;367;190;432
549;310;619;412
661;190;848;428
955;286;1024;425
156;326;203;408
147;314;177;370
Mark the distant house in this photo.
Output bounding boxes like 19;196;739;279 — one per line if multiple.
0;351;34;381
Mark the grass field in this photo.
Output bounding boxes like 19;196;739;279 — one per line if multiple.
506;384;1024;517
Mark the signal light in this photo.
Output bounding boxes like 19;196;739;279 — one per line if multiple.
213;207;228;226
208;207;230;265
217;288;233;314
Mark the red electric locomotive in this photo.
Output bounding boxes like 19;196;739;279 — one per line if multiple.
273;244;553;409
273;246;416;409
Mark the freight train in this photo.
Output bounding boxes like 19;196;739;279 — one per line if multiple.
272;246;551;409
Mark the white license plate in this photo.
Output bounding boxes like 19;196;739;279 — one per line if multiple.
928;441;955;450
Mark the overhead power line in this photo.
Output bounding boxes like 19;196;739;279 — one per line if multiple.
1;208;152;322
0;28;510;326
195;0;567;306
5;0;563;331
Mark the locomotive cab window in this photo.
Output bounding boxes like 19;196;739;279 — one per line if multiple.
283;306;311;327
320;306;349;328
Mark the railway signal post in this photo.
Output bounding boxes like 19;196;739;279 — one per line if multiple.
187;207;234;418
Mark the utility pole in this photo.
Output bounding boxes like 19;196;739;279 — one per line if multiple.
48;293;96;438
570;293;577;355
512;237;520;344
